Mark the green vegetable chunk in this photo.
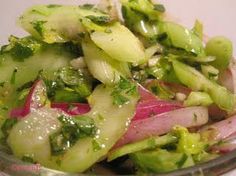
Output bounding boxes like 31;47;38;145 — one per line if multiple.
108;134;177;161
205;36;233;69
89;22;146;64
19;5;110;43
192;20;203;40
7;108;62;169
59;85;139;172
159;22;205;56
184;92;213;107
172;60;235;112
130;126;210;174
120;0;164;20
56;67;92;98
82;39;130;85
8;85;139;172
50;115;97;155
173;126;206;155
130;149;194;173
0;36;42;61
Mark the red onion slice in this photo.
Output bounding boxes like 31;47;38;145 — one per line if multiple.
133;99;183;121
10;80;47;118
115;106;208;147
219;61;236;93
200;114;236;141
138;84;157;101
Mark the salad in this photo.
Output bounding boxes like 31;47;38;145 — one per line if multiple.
0;0;236;174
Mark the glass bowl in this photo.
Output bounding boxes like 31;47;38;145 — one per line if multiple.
1;146;236;176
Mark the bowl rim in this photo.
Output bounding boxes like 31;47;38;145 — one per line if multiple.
1;148;236;176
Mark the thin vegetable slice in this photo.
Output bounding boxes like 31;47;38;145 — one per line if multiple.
82;39;130;85
200;114;236;142
19;5;110;43
115;106;208;147
89;22;146;64
172;60;235;112
10;80;47;118
59;85;139;172
108;133;177;161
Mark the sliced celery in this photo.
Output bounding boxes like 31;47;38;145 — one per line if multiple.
82;39;130;85
60;85;139;172
184;92;213;107
159;22;204;56
7;108;62;169
89;22;146;64
172;60;235;112
108;134;177;161
19;5;110;43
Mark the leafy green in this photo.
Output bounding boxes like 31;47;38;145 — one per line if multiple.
50;115;97;155
57;67;92;97
53;89;85;103
1;118;18;139
21;155;35;163
146;56;179;83
0;36;42;61
172;126;207;155
42;67;92;103
130;126;211;174
130;149;194;173
148;81;175;100
111;77;138;106
120;0;165;20
121;5;158;38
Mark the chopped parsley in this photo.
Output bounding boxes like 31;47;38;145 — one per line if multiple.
85;15;110;25
92;139;102;152
47;4;62;8
0;82;5;87
10;68;18;85
153;4;166;13
79;4;95;10
1;118;18;138
111;77;137;106
31;21;47;36
0;35;42;61
175;153;188;168
50;115;97;155
22;155;35;164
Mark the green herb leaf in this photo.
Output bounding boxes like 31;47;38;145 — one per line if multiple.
10;68;18;85
111;77;137;106
153;4;165;13
1;118;18;138
85;15;110;25
0;35;42;61
31;21;47;36
50;115;97;155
